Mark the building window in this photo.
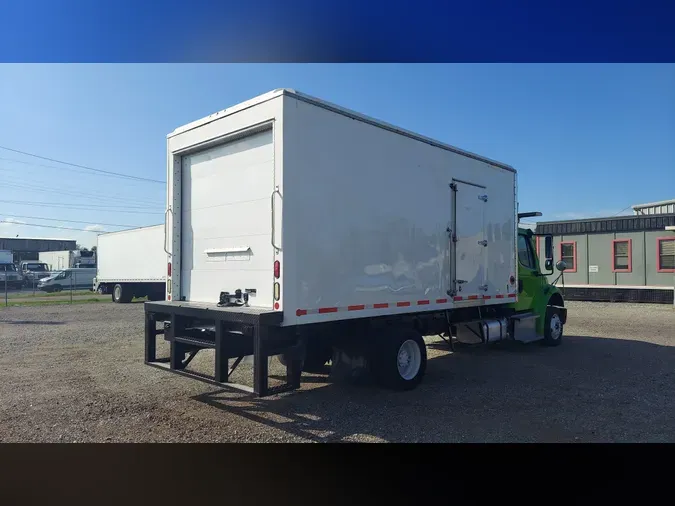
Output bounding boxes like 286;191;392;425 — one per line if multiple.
612;239;632;273
657;237;675;273
559;241;577;273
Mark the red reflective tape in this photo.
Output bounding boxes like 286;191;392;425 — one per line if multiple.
508;293;517;298
396;301;411;307
496;294;505;299
318;307;338;313
417;300;430;305
348;305;365;311
296;309;307;316
436;298;448;304
373;303;389;309
453;296;463;301
468;295;479;300
483;295;491;300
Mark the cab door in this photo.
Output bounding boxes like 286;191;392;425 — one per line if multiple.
514;233;539;311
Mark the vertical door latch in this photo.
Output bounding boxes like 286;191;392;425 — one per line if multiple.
478;240;488;247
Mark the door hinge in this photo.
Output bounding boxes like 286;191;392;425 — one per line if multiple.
478;194;488;202
478;240;488;247
449;183;457;191
479;284;488;292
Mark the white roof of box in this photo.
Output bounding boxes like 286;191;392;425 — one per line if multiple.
169;88;516;172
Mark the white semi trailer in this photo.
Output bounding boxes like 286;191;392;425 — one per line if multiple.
94;225;166;303
143;89;567;397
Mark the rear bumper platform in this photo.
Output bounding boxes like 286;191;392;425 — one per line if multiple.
144;301;302;397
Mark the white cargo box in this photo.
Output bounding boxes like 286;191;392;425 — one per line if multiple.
96;224;166;283
166;89;517;327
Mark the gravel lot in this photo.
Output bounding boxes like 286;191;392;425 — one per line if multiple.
0;300;673;442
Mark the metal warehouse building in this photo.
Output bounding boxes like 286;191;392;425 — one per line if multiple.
535;199;675;304
0;237;77;263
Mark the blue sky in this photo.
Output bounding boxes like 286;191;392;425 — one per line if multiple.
0;64;673;247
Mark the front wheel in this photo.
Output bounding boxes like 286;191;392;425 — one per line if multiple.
373;329;427;391
541;306;564;347
52;285;62;293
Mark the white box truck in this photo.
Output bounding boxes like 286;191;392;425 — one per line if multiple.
40;249;96;271
144;89;568;397
94;225;166;303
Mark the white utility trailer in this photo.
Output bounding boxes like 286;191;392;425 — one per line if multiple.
94;225;166;303
144;89;560;397
40;249;96;271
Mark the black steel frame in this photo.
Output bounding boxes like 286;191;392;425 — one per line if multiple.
144;302;304;397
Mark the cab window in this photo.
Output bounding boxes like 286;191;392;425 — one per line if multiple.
517;234;537;270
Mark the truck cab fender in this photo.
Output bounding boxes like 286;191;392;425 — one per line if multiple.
546;291;567;325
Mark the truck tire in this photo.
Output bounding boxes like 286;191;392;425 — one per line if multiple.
52;285;62;293
373;328;427;391
112;283;133;304
541;306;564;347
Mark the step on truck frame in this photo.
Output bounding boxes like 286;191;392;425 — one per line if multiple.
144;300;304;397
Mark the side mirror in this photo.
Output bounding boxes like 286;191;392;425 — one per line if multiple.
544;235;553;261
556;260;567;272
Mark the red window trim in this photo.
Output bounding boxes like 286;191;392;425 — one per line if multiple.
611;238;632;273
656;237;675;273
559;240;577;273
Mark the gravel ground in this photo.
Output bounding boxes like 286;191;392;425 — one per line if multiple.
0;300;673;442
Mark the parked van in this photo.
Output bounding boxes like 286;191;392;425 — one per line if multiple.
37;267;96;293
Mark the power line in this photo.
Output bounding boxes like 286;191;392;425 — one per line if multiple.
1;214;144;228
0;220;113;233
0;145;166;184
0;199;164;214
0;180;164;209
0;170;165;204
0;156;165;191
613;205;634;216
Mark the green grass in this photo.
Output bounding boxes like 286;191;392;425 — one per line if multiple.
7;289;94;299
3;298;110;307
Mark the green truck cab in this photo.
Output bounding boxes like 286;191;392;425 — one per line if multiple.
512;217;568;346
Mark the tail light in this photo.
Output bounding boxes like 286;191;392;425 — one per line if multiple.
167;262;172;277
274;260;280;279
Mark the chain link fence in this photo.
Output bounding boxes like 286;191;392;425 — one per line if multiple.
3;266;98;306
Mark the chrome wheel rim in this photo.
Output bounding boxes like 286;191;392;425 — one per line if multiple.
550;313;562;340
